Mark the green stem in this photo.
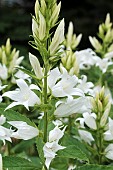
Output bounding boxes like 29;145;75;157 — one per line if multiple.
96;117;103;164
68;117;72;135
43;63;48;143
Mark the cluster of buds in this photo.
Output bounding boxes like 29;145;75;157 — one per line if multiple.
61;22;82;76
0;38;24;81
89;13;113;58
31;0;65;64
76;87;113;163
64;22;82;50
92;87;111;127
61;47;79;76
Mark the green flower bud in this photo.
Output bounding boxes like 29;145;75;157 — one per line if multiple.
99;86;105;101
100;103;111;127
2;51;7;65
89;36;102;51
104;29;112;43
35;0;39;19
49;2;61;28
97;99;103;113
6;38;11;55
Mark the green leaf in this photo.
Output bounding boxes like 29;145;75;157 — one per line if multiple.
62;134;90;158
3;156;41;170
51;157;68;170
76;164;113;170
11;139;35;153
36;137;45;164
57;145;89;162
0;108;35;127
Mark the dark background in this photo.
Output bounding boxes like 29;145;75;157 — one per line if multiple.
0;0;113;57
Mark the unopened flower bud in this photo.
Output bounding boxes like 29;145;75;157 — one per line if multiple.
2;51;7;65
99;86;105;100
35;0;39;19
6;38;11;55
100;108;109;127
29;53;43;79
40;0;46;15
89;36;102;51
97;99;103;113
38;11;46;40
91;98;98;113
74;34;82;48
105;13;110;27
49;2;61;27
66;22;73;47
99;25;104;37
108;43;113;52
103;95;109;107
104;29;112;42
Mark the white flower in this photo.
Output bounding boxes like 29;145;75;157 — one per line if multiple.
77;75;94;95
0;64;8;80
52;120;63;127
0;81;7;103
0;154;3;170
43;141;65;169
76;112;97;130
8;51;24;73
49;126;66;142
8;121;39;140
95;58;113;73
43;126;66;169
75;48;99;69
78;130;94;145
13;69;31;83
68;164;76;170
48;67;61;91
105;144;113;160
0;115;6;125
105;51;113;59
0;125;13;145
104;117;113;141
54;97;91;117
48;67;84;98
3;79;41;110
49;19;65;56
38;112;44;120
0;81;7;91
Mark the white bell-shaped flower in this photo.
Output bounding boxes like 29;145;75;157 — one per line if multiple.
8;121;39;140
105;144;113;160
3;79;41;110
78;130;94;145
